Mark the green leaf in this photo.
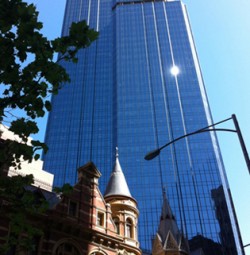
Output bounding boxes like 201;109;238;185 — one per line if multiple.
45;100;51;111
34;154;40;160
53;183;73;196
10;118;39;138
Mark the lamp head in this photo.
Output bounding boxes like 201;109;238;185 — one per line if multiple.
144;148;161;160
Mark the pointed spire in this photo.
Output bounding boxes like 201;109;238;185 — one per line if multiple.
153;188;190;254
161;188;175;221
104;147;132;198
158;188;179;241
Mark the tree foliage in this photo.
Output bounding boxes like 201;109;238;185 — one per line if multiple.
0;175;47;254
0;0;98;252
0;0;98;168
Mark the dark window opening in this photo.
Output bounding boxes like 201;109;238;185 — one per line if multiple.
113;217;120;234
68;201;77;217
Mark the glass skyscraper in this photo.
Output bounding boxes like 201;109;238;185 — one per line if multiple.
44;0;244;253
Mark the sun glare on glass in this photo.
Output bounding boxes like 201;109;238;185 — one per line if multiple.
170;65;180;76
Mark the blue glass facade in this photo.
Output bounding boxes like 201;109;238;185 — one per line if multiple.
44;0;244;254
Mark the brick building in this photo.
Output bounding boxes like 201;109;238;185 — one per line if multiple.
1;149;191;255
0;153;141;255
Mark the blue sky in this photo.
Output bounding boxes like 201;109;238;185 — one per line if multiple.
28;0;250;252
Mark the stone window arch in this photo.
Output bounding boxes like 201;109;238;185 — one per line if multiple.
53;239;82;255
125;218;134;238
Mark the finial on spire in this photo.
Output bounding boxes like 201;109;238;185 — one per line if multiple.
116;147;119;158
163;187;166;196
162;186;167;199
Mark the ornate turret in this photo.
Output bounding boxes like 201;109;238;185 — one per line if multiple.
152;190;189;255
104;148;140;252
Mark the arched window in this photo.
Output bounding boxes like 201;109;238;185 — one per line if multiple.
113;217;120;234
53;240;81;255
125;218;133;238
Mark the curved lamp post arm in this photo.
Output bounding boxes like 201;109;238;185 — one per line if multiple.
144;128;236;160
144;114;250;175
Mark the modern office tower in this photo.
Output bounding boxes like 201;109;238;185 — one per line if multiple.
43;0;244;253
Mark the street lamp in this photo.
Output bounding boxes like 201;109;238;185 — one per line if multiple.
144;114;250;175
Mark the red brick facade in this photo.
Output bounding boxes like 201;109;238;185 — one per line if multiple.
0;162;141;255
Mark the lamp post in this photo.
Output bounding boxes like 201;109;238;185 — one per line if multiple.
144;114;250;175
